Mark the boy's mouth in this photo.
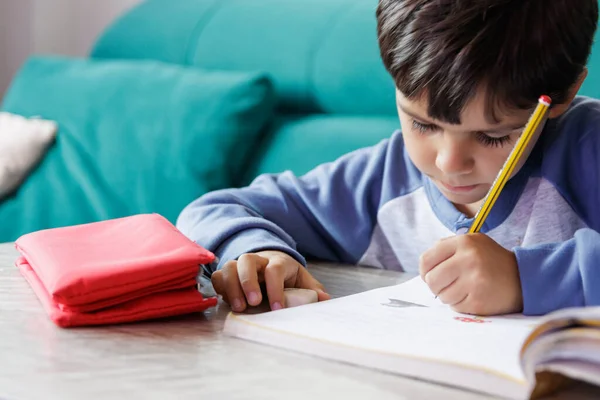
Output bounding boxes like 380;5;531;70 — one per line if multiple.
438;181;480;194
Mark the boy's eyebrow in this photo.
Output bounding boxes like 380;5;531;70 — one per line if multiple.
397;102;526;134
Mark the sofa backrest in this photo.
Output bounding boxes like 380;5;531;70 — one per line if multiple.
91;0;402;182
92;0;397;115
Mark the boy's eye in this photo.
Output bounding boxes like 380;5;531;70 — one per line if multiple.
475;132;512;148
411;120;438;133
411;118;514;148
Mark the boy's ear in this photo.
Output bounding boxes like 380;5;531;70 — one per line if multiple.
549;68;588;118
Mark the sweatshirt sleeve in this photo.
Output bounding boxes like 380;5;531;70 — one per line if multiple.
515;228;600;315
176;132;420;271
516;97;600;316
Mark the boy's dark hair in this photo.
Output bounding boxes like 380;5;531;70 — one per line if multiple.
377;0;599;123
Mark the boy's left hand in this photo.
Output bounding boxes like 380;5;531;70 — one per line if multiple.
419;233;523;316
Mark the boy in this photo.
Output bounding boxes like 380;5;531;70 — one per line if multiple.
177;0;600;316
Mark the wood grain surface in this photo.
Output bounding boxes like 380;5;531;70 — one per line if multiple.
0;242;597;400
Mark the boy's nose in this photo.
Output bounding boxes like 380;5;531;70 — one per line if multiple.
435;143;474;176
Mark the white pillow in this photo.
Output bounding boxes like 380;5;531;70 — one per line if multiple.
0;112;57;199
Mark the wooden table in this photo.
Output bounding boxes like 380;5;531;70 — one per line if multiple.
0;242;598;400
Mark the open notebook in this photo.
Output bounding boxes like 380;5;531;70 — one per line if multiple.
223;276;600;399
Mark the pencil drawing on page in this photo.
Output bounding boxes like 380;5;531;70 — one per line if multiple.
381;298;426;308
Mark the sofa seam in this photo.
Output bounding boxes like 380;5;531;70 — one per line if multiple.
183;0;224;65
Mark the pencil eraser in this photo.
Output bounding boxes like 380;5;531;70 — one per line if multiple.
539;95;552;106
284;288;318;308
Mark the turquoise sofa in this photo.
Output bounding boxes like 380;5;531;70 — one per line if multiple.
0;0;599;242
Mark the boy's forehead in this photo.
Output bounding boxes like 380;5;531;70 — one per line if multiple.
396;89;532;128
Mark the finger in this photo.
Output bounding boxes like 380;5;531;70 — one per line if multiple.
263;259;291;311
237;254;268;306
451;293;472;314
437;277;468;306
419;236;457;278
315;289;331;301
210;270;228;303
295;267;331;301
424;257;460;295
220;261;246;312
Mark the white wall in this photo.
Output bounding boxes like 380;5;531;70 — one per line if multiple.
0;1;35;99
0;0;142;99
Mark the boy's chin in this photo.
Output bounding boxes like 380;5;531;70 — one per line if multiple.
435;184;488;206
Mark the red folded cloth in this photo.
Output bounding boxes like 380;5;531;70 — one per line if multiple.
15;213;218;327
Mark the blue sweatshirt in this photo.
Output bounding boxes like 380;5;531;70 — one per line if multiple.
176;96;600;316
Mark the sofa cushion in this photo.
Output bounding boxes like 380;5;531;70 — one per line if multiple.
0;56;275;241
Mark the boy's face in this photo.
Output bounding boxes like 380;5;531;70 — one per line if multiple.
396;89;535;216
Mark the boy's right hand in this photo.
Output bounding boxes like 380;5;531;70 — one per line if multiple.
210;250;331;312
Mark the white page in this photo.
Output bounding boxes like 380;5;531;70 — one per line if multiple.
380;275;445;307
539;329;600;365
225;277;541;393
523;328;600;382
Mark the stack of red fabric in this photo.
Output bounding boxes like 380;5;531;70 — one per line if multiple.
14;213;217;327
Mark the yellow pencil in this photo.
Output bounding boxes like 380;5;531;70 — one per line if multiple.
468;95;552;233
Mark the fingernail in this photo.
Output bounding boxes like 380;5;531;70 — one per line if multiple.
271;302;283;311
232;298;243;311
248;291;260;305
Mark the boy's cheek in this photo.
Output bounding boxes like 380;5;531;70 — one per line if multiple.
401;130;437;174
